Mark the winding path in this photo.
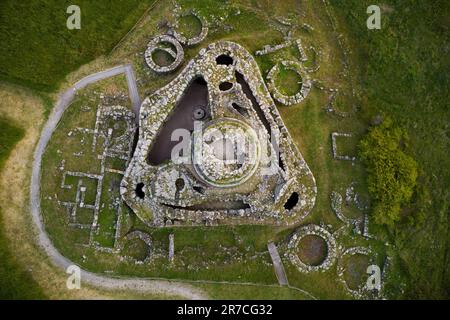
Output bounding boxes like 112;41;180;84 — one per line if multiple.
30;65;207;299
29;64;317;300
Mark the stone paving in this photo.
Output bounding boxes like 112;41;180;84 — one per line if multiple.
268;242;289;286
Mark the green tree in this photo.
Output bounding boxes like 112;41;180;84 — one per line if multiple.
359;118;418;227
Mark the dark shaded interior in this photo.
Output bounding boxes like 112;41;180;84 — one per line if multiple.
279;153;285;171
175;178;185;191
235;71;271;136
162;200;250;211
193;186;205;194
235;71;286;172
135;182;145;199
284;192;299;210
216;54;234;66
147;77;209;165
231;102;248;117
131;127;139;153
219;81;233;91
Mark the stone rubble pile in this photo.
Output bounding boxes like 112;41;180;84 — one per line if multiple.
295;39;308;62
255;41;291;56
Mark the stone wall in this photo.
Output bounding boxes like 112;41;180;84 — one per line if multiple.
267;60;311;106
286;224;337;273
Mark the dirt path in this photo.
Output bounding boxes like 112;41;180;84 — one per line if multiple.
29;66;207;300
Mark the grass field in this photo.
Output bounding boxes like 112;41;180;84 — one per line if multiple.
330;0;449;299
0;0;154;91
0;117;45;299
0;118;24;168
0;0;448;300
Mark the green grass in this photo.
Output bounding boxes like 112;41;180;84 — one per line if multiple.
335;134;358;159
177;13;203;39
274;64;302;96
343;254;370;291
123;238;149;261
0;117;45;299
93;173;122;247
196;283;312;300
0;213;47;299
330;0;450;298
0;0;153;91
0;117;24;168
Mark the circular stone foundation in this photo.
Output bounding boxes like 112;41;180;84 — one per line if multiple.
121;231;152;263
337;247;375;296
287;224;337;273
171;10;208;46
192;118;261;188
344;254;371;290
144;35;184;73
267;60;311;106
122;238;149;262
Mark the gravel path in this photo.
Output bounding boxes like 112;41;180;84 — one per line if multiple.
30;65;207;300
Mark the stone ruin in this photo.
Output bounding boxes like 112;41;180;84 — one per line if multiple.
121;230;153;264
336;246;377;298
144;7;208;74
286;224;337;273
267;60;311;106
58;101;137;251
331;132;357;161
168;8;209;47
121;41;317;227
144;35;185;73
